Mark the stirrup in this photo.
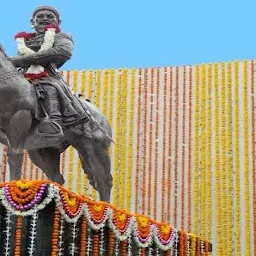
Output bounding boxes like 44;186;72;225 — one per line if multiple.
36;117;64;138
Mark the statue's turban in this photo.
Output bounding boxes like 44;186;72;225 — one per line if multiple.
32;6;60;21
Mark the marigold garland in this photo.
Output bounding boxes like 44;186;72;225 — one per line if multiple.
79;217;87;255
180;66;186;229
121;240;128;256
1;146;7;183
92;231;99;256
167;67;173;222
140;248;146;256
243;60;251;254
234;60;241;255
204;240;209;256
14;216;22;256
142;68;148;215
220;62;227;253
22;151;28;180
153;68;160;220
113;69;123;207
108;230;115;255
188;65;193;232
214;63;222;255
67;146;74;191
200;64;206;238
136;215;151;239
226;62;233;255
174;67;180;228
147;68;154;217
161;67;167;221
206;64;213;242
250;59;256;254
51;206;60;256
193;65;200;235
135;68;143;213
112;209;131;233
126;69;135;210
102;70;109;116
120;69;128;210
196;238;200;256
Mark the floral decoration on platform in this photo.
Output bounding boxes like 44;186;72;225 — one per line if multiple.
0;180;210;254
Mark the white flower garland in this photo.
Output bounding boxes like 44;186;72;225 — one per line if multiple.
127;234;132;256
15;27;58;76
99;227;105;255
3;211;12;256
114;240;119;255
58;216;65;256
86;228;92;255
69;222;78;255
28;213;38;256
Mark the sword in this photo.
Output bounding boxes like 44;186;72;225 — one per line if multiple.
85;109;115;144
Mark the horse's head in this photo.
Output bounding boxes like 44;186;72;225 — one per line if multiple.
0;44;19;74
0;44;28;83
0;43;35;115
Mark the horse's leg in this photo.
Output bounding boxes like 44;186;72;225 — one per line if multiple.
7;110;32;153
79;155;97;191
7;148;23;181
27;148;64;185
71;136;112;202
78;152;113;193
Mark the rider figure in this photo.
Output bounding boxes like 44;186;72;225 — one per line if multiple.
10;6;84;135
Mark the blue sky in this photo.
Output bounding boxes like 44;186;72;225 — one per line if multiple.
1;1;255;70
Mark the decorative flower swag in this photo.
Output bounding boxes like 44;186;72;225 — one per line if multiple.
0;180;210;254
15;24;60;80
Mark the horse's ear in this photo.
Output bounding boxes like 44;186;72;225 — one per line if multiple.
0;44;7;57
0;44;5;52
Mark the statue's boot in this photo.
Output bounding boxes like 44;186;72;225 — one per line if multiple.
24;87;65;150
38;88;63;136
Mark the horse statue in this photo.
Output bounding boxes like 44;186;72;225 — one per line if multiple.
0;47;113;202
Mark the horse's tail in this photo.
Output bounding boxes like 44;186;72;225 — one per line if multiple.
7;110;32;153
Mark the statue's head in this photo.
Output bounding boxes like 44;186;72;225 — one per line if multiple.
30;6;61;33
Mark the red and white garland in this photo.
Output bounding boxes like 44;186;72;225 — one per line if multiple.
15;24;60;80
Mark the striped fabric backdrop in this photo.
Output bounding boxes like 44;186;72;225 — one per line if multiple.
0;60;255;255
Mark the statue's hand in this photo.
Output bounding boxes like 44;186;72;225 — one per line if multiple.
9;56;24;67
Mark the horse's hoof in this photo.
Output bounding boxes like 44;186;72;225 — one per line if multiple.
99;191;111;202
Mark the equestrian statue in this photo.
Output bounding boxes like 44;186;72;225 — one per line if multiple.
0;6;113;202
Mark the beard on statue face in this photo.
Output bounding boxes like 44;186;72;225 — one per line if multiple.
31;10;59;33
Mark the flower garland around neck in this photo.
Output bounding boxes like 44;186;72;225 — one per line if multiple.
15;24;60;80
